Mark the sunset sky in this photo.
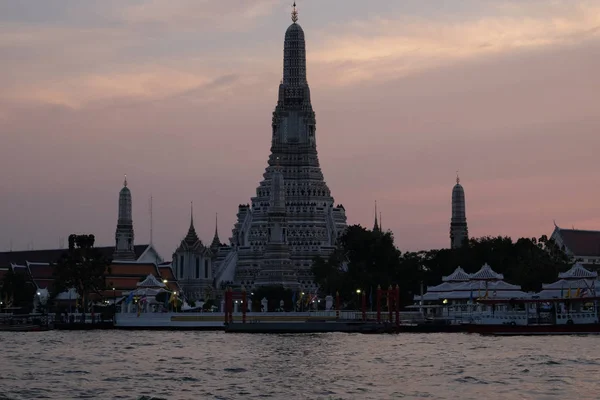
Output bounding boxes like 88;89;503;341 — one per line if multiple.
1;0;599;258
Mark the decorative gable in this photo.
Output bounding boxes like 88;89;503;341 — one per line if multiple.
442;266;471;282
470;263;504;280
136;274;166;288
558;263;598;279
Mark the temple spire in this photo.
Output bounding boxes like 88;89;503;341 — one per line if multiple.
373;201;380;232
124;174;128;187
451;174;468;249
190;201;194;228
210;212;221;252
291;2;298;23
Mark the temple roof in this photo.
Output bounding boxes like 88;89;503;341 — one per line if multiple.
470;263;504;280
442;266;471;282
137;274;166;288
0;245;151;267
558;263;597;279
553;227;600;257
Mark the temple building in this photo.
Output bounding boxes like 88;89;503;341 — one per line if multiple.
550;223;600;270
171;204;215;301
450;174;468;249
213;5;348;290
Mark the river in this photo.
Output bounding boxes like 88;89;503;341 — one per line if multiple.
0;331;598;399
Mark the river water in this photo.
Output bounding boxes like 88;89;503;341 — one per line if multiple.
0;331;598;399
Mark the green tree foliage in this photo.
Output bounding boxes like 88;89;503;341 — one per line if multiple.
311;226;571;308
52;234;112;311
0;269;36;310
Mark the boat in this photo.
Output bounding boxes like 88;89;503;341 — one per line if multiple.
466;296;600;336
0;313;54;332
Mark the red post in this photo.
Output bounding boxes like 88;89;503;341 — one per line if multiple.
361;291;366;321
387;285;394;324
224;288;229;324
228;287;233;324
395;284;400;328
376;285;381;323
242;286;247;324
335;291;340;319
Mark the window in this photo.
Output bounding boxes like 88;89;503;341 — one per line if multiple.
204;260;209;279
195;257;200;279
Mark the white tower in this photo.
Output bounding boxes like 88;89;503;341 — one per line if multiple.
113;175;136;261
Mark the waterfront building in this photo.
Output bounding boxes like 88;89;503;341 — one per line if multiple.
550;223;600;270
213;5;348;290
450;174;468;249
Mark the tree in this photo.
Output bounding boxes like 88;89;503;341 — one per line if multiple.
52;234;112;312
312;227;572;308
0;269;36;311
312;225;406;306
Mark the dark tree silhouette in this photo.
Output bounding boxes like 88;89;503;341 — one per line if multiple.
52;234;112;312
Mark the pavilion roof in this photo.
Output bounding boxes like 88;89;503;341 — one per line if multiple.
470;263;504;280
137;274;166;288
558;263;597;279
442;266;471;282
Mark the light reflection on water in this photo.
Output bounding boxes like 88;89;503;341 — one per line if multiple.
0;331;599;399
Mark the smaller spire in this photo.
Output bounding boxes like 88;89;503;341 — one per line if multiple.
190;201;194;228
124;174;128;187
211;212;221;251
291;2;298;23
373;201;380;232
456;170;460;185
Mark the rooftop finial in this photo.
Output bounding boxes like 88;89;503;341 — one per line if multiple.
124;174;128;187
456;170;460;185
291;2;298;23
190;201;194;227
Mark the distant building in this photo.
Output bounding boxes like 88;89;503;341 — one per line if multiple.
450;174;468;249
551;223;600;270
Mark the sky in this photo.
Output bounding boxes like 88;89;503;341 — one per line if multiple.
0;0;599;258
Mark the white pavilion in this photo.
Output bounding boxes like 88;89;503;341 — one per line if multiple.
414;263;531;319
121;274;172;314
537;263;598;299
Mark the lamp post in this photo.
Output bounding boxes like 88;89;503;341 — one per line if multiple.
356;289;361;311
112;287;116;323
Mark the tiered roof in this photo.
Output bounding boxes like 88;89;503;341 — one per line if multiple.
417;263;529;301
137;274;166;288
552;226;600;257
558;263;598;279
0;245;152;268
442;266;470;282
470;263;504;280
538;263;598;299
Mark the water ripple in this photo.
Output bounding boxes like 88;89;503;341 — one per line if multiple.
0;331;600;399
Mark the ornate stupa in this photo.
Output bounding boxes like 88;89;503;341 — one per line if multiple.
450;173;468;249
113;175;136;261
214;3;348;290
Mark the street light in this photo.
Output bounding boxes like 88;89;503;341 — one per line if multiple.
356;289;361;310
112;287;116;324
